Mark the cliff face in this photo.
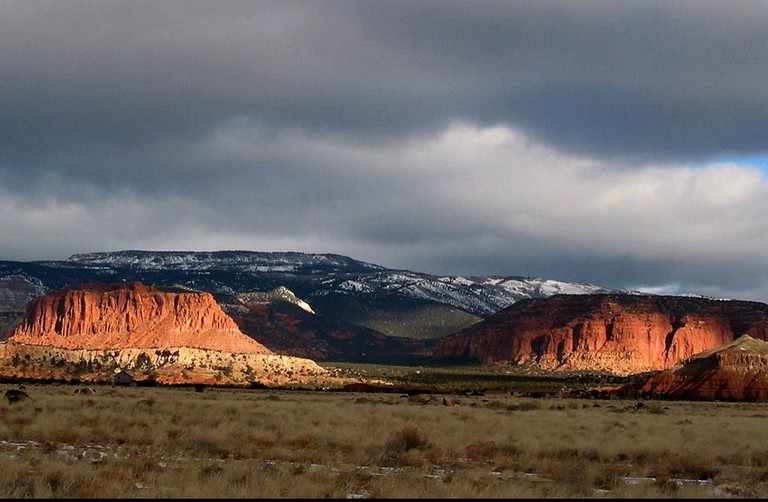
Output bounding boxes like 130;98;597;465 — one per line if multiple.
0;282;341;387
629;335;768;401
11;282;271;354
432;294;768;375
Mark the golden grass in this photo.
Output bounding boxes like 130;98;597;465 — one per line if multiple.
0;383;765;497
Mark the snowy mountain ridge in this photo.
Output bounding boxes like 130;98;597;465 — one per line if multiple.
318;270;624;316
67;250;387;274
2;249;632;321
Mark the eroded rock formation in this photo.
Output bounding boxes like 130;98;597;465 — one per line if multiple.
432;294;768;375
1;282;336;387
629;335;768;401
11;282;271;353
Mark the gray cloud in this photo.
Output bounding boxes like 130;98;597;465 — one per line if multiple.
2;0;768;303
4;1;768;164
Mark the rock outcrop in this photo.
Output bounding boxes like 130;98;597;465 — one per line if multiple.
628;335;768;401
432;294;768;376
235;286;316;314
1;282;337;387
11;282;271;353
0;342;330;387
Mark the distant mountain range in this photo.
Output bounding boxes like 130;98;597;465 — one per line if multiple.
0;250;625;341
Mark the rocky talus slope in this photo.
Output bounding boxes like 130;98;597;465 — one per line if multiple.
1;282;334;387
432;294;768;376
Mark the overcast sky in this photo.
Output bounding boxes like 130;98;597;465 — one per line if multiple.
2;0;768;302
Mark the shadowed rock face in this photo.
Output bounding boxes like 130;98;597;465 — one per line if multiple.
432;294;768;376
222;298;432;364
630;335;768;401
11;282;271;354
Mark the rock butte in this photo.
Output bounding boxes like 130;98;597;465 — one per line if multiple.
11;282;272;354
2;282;335;387
432;294;768;376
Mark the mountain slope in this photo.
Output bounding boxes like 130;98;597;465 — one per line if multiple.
221;296;432;364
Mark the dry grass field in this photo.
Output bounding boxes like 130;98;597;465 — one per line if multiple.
0;372;766;498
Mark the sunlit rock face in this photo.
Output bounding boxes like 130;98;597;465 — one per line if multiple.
631;335;768;401
2;282;332;387
11;282;271;353
432;294;768;376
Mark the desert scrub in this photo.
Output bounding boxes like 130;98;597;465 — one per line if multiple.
0;384;765;497
380;426;431;466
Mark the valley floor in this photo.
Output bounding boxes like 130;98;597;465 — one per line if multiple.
0;380;765;498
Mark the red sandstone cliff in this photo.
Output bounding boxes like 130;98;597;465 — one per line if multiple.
432;294;768;375
629;335;768;401
0;282;343;387
11;282;272;354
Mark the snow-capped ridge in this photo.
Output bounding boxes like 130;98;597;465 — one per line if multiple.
321;271;619;316
67;250;386;274
23;250;641;317
65;250;629;316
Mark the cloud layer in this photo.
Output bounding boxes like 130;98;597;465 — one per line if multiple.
2;0;768;302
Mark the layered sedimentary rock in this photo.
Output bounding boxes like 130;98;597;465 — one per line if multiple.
2;282;334;387
0;342;330;387
630;335;768;401
11;282;271;353
432;294;768;376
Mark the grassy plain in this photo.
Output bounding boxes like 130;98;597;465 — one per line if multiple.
0;364;765;498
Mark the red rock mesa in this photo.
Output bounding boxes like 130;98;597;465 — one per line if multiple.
11;282;272;354
432;294;768;375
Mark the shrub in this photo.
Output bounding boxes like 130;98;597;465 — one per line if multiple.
380;427;430;466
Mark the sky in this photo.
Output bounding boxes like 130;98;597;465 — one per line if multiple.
2;0;768;302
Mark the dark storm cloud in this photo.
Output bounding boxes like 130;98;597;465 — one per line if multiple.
353;0;768;161
3;0;768;172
